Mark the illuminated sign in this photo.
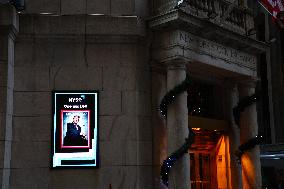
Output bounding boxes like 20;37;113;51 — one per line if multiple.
52;91;99;168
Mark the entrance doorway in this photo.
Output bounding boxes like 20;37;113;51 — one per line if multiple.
189;129;223;189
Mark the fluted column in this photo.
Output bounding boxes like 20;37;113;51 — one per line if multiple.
225;82;242;189
238;81;262;189
166;61;190;189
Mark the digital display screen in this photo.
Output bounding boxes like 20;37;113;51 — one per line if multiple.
52;91;98;168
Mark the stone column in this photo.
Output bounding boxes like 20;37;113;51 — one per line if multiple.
151;64;168;189
166;61;190;189
225;82;242;189
238;81;262;189
0;4;18;189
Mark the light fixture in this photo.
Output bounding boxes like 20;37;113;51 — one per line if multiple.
39;12;53;15
88;13;105;16
192;128;201;131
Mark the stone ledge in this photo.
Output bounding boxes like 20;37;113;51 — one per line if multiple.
19;14;146;37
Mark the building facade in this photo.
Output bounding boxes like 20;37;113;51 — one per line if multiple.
0;0;273;188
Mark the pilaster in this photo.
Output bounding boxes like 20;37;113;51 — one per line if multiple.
0;4;18;189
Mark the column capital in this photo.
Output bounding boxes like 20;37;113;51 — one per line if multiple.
164;57;189;70
238;78;259;89
0;4;19;39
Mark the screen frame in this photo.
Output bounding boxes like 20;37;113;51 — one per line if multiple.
51;90;99;169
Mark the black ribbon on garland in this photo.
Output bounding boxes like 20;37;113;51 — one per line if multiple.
159;74;195;186
235;135;263;160
233;92;263;160
232;93;258;126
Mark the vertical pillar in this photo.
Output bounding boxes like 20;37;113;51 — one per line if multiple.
151;64;168;189
0;4;18;189
225;82;242;189
238;81;262;189
166;61;190;189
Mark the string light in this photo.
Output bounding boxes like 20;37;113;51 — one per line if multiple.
159;74;195;186
235;135;263;161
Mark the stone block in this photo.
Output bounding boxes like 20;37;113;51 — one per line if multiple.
1;113;13;141
138;141;152;165
134;0;149;17
111;0;135;15
11;141;49;168
14;67;50;91
25;0;60;14
138;116;152;141
100;141;138;166
86;16;141;35
61;0;86;15
96;166;137;189
0;142;5;168
52;66;102;90
121;91;152;116
50;169;97;189
0;87;13;114
0;87;7;114
99;115;114;141
137;166;153;189
51;42;85;67
10;168;49;189
0;113;6;140
86;0;110;15
13;92;51;116
0;63;7;87
120;44;137;66
99;115;137;141
0;37;8;62
86;44;120;67
137;92;151;116
110;115;137;141
122;91;137;115
136;68;150;92
13;116;51;142
14;40;34;67
137;44;149;68
103;66;136;91
100;90;121;115
19;15;86;36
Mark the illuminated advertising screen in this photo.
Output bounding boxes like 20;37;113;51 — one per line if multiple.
52;91;98;168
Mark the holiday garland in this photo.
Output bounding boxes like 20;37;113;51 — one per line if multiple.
235;135;263;159
233;92;263;160
159;74;195;186
232;93;258;126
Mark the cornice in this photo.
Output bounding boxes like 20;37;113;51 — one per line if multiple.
148;9;269;55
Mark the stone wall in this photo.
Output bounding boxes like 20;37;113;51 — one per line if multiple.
10;13;152;189
23;0;149;17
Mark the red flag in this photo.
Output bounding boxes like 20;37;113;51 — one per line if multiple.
258;0;284;18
